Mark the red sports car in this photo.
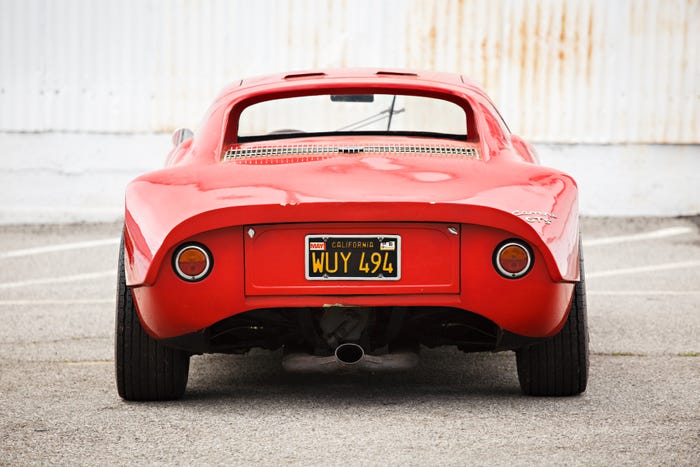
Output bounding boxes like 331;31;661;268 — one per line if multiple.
116;69;588;400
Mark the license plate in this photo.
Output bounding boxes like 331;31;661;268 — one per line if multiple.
305;235;401;280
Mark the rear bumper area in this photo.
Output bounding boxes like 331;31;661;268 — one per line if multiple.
130;223;574;340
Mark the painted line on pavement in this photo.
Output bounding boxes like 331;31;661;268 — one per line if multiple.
583;226;693;247
587;260;700;278
587;290;700;296
63;361;113;366
0;298;113;306
0;238;120;258
0;271;114;289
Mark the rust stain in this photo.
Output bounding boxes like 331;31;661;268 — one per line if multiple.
455;0;464;69
533;2;541;85
520;15;527;77
287;14;294;53
481;37;488;86
559;7;567;42
629;0;640;35
428;23;437;68
558;2;567;119
681;0;688;73
586;3;594;83
559;4;567;62
420;0;438;71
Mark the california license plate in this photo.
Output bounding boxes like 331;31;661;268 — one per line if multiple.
305;235;401;280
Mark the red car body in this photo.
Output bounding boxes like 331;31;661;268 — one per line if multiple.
116;69;588;400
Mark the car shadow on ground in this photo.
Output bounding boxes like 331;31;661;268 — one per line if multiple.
182;346;524;404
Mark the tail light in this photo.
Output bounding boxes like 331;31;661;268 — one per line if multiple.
494;240;533;279
173;243;212;281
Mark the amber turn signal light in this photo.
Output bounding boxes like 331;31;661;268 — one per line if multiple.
494;240;533;279
173;243;212;281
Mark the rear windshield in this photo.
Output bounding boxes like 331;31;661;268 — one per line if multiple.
237;94;469;142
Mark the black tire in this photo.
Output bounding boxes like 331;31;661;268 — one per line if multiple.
115;235;190;401
516;239;589;396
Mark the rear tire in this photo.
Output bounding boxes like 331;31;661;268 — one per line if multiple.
115;235;190;401
516;240;589;396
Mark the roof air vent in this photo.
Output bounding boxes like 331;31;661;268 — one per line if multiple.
284;72;326;80
376;71;418;77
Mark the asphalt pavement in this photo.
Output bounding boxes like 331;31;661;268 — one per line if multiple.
0;217;698;465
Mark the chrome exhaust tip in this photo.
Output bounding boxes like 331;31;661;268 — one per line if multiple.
334;343;365;365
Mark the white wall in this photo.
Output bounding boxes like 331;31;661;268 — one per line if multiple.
2;0;697;142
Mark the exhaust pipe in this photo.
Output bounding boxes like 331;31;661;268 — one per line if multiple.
334;343;365;366
282;343;419;373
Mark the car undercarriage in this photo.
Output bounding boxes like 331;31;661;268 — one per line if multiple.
160;306;539;370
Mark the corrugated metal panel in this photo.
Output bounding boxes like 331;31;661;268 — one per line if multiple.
0;0;697;143
405;0;700;143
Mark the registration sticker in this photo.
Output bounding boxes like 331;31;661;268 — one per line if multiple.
380;240;396;251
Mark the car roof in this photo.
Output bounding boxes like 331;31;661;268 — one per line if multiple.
221;68;483;95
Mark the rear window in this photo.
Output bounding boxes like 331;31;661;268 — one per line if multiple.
237;94;469;142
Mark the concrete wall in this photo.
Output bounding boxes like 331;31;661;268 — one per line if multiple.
2;133;697;224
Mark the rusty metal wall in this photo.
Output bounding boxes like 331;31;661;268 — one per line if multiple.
1;0;698;143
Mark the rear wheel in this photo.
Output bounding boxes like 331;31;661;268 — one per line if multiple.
515;240;589;396
115;235;190;401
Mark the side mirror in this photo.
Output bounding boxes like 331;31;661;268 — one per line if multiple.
172;128;194;147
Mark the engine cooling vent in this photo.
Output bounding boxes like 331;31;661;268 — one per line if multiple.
223;144;479;161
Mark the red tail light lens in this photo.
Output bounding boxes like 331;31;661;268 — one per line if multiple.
173;244;212;281
494;241;533;278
